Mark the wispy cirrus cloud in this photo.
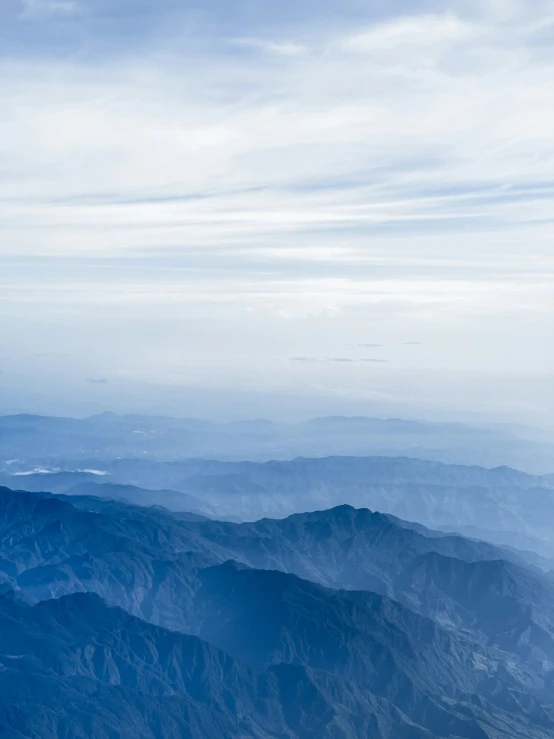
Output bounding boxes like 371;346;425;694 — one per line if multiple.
336;13;474;55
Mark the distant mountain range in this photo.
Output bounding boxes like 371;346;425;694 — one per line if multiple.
0;411;552;471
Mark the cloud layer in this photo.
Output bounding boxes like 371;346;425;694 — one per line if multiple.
0;0;552;423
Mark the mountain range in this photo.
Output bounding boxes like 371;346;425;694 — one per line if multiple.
2;408;554;739
2;483;554;736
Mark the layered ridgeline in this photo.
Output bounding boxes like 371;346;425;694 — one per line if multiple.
2;454;554;557
2;486;554;737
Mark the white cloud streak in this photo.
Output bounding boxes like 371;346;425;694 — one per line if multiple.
226;37;307;56
19;0;80;19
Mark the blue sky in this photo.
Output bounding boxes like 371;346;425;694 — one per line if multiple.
0;0;553;424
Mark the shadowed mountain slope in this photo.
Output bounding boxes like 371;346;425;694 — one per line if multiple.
0;590;451;739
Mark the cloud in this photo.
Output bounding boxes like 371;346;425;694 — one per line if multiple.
290;357;387;364
4;2;554;260
291;356;388;365
19;0;81;19
337;13;474;55
86;377;108;384
227;37;306;57
29;352;72;358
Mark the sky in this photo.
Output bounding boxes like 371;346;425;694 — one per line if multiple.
0;0;553;425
